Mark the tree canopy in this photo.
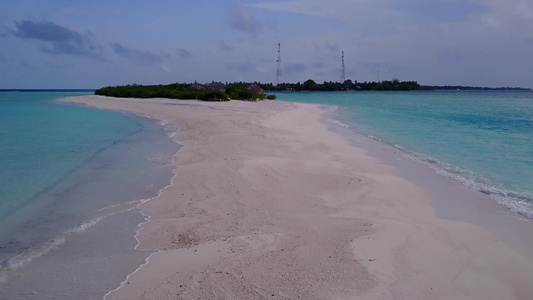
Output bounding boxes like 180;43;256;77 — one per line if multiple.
94;82;274;101
261;79;423;91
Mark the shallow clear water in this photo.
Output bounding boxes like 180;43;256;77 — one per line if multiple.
0;92;180;298
0;92;139;220
274;90;533;218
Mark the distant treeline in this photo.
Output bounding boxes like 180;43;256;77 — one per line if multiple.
264;79;422;91
94;83;275;101
427;86;532;91
264;80;532;92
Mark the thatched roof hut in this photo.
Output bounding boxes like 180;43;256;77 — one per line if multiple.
244;83;264;94
186;81;205;99
187;81;205;91
206;83;226;101
244;83;265;101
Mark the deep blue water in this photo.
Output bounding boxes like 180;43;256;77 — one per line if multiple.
0;92;180;298
273;90;533;218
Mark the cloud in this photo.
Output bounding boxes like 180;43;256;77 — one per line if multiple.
162;65;171;73
476;0;533;34
251;0;398;25
7;20;104;60
252;0;532;38
178;48;192;58
0;28;9;38
12;20;76;42
395;1;487;23
250;0;492;38
228;6;263;35
220;40;234;52
112;42;164;65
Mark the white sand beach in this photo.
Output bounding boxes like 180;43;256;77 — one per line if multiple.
63;95;533;300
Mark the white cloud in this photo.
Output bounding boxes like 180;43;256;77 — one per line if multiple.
178;48;192;58
251;0;402;27
464;1;533;34
228;5;263;35
112;43;165;65
252;0;533;36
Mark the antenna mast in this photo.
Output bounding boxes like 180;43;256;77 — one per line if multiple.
276;42;282;86
341;51;346;83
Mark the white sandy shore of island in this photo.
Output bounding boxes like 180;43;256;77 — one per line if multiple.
62;95;533;300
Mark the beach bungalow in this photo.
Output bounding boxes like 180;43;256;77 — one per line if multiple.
206;83;227;101
243;83;265;101
186;81;205;99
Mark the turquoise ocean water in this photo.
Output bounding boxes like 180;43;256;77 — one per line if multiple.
0;92;136;220
274;91;533;218
0;91;180;298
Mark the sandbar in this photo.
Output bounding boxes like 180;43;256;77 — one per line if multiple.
63;95;533;300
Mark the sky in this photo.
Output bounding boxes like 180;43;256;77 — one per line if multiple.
1;0;532;89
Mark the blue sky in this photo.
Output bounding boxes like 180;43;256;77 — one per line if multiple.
1;0;532;88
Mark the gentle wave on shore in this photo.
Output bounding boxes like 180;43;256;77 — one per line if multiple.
0;92;181;299
275;90;533;218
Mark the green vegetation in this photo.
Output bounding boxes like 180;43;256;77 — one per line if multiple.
259;80;531;92
94;79;422;101
264;78;423;91
95;83;226;100
95;83;193;99
94;80;531;101
94;82;273;101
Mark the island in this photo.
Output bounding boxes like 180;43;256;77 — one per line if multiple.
95;80;531;100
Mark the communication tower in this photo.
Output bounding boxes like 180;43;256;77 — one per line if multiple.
276;42;282;86
341;51;346;83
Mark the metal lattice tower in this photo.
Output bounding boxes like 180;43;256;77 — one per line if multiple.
276;42;282;86
341;51;346;83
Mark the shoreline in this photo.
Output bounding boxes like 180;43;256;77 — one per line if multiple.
63;95;533;299
273;90;533;220
104;130;184;298
320;106;533;262
0;101;179;300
